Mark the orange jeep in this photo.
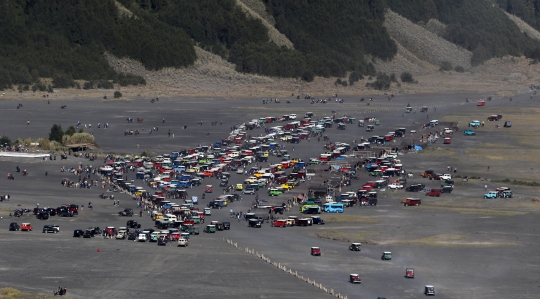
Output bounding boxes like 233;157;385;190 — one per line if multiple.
21;223;33;231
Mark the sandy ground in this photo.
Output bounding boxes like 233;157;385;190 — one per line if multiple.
0;89;540;298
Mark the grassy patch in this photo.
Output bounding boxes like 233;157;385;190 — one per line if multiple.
418;205;525;216
320;214;381;223
491;178;540;187
395;234;516;247
314;229;377;243
0;288;71;299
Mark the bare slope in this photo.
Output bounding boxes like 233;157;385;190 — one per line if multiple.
373;37;437;76
383;10;472;70
105;47;304;97
237;0;294;49
503;11;540;41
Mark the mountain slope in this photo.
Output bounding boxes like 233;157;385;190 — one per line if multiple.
383;10;472;70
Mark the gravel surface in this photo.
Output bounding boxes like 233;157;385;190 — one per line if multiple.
0;90;539;298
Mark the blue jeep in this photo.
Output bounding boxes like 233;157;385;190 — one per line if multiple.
484;191;498;199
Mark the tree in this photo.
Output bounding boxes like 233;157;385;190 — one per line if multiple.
114;91;122;98
49;124;64;143
0;135;11;146
65;126;76;136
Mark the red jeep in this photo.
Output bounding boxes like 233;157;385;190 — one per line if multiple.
402;198;421;206
405;268;415;278
426;189;443;197
360;185;372;191
364;181;377;187
272;219;287;227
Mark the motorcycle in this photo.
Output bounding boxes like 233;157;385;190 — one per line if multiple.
99;194;114;200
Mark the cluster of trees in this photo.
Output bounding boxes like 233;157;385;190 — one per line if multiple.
264;0;394;78
130;0;395;80
386;0;540;65
366;72;398;90
50;124;95;146
0;0;192;90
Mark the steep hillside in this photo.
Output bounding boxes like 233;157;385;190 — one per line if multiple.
236;0;294;49
496;0;540;31
383;10;472;70
386;0;540;65
0;0;195;90
504;11;540;41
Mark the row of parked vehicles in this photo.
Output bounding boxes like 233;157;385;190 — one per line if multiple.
484;187;513;198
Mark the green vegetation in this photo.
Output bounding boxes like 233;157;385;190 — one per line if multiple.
49;124;64;143
131;0;391;78
387;0;540;65
114;91;123;98
0;136;11;146
264;0;394;77
64;126;77;137
0;0;192;90
496;0;540;31
385;0;438;23
366;72;397;90
400;71;417;83
2;0;539;89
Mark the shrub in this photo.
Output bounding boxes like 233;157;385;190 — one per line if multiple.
0;135;11;146
64;126;77;136
52;73;75;88
400;71;416;83
114;91;122;98
302;70;315;82
348;71;362;85
96;80;114;89
439;61;453;71
83;81;94;89
365;72;392;90
389;73;397;82
62;132;96;145
454;65;465;72
115;73;146;86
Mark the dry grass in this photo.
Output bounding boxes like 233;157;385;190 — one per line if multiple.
383;10;472;70
319;214;381;223
504;11;540;41
418;204;527;216
0;288;71;299
393;234;516;247
314;229;377;243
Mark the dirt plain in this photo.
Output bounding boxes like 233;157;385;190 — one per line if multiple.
0;87;540;298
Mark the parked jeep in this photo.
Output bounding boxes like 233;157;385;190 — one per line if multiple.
401;198;421;206
426;189;443;197
126;220;141;228
469;120;481;127
484;191;499;199
464;129;476;136
500;190;513;198
119;209;133;216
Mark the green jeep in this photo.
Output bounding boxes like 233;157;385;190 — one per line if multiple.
500;190;513;198
268;188;283;196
